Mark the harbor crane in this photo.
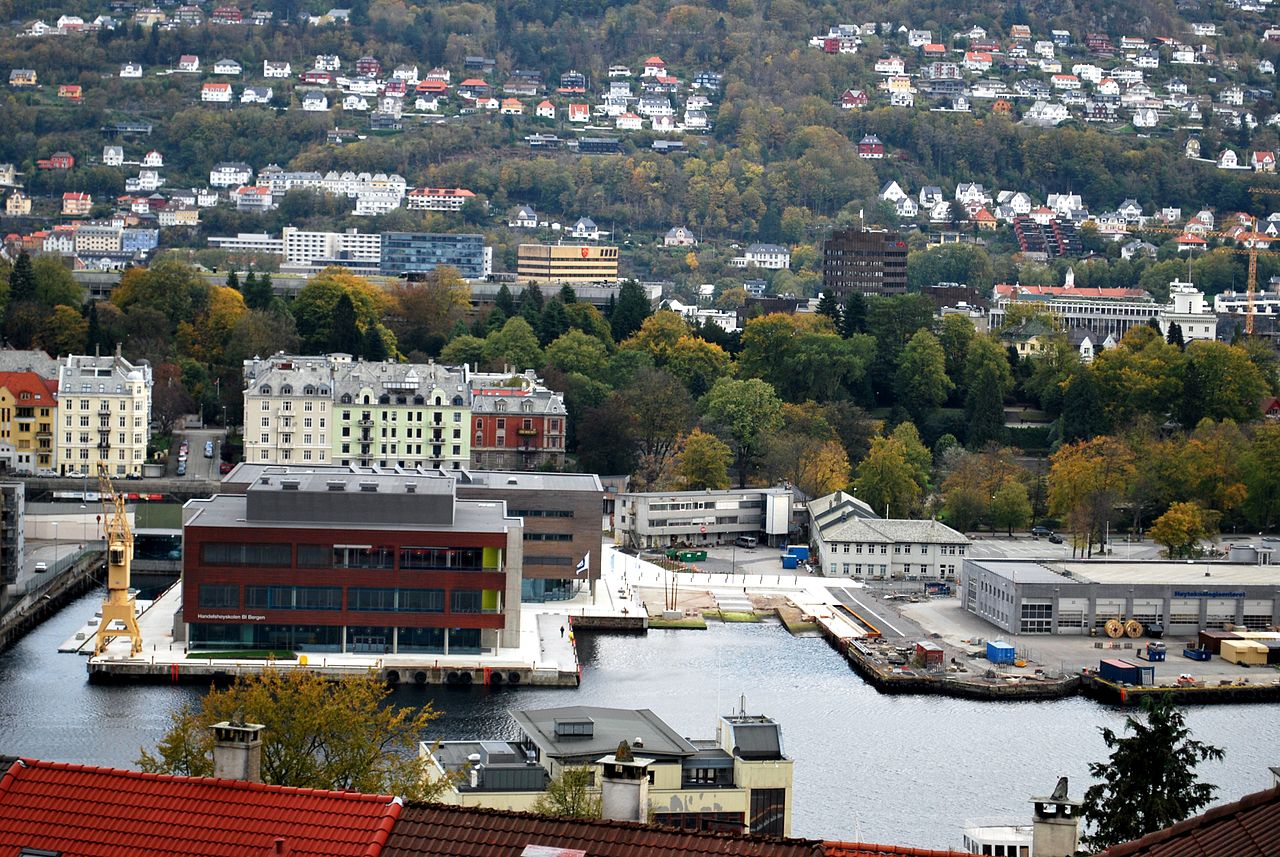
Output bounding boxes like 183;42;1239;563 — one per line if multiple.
93;462;142;656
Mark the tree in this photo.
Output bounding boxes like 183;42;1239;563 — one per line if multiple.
138;670;448;801
1081;695;1224;851
493;283;516;317
1048;436;1136;557
895;330;953;424
620;367;697;490
1178;340;1268;427
292;269;390;352
610;279;652;342
31;257;85;309
532;766;601;819
964;336;1013;447
765;433;850;499
225;270;240;291
329;292;361;354
362;323;389;361
1149;501;1216;558
544;330;610;379
243;271;273;311
701;377;784;488
440;334;486;367
1060;367;1107;443
1166;321;1184;348
989;478;1032;536
815;290;841;324
937;314;976;396
387;268;470;355
675;428;733;489
854;434;922;518
36;305;88;355
8;251;34;303
539;296;570;346
483;317;542;370
1243;422;1280;530
840;292;866;337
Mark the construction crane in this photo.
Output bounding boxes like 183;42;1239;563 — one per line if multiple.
94;462;142;656
1137;222;1279;335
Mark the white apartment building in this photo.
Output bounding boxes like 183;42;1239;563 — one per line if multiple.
729;243;791;270
282;227;381;272
406;187;476;211
808;491;970;581
55;349;152;477
241;355;335;466
74;224;123;254
207;232;286;255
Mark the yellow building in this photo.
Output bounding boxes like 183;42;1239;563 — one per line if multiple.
55;349;152;477
426;706;794;837
517;243;619;283
5;192;31;216
0;372;57;472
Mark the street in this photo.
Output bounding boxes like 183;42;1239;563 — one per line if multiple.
169;428;227;480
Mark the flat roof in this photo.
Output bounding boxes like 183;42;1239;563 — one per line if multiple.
511;706;698;760
223;463;602;494
969;558;1280;587
184;493;514;533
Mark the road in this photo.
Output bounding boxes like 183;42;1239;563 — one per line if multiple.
169;428;227;481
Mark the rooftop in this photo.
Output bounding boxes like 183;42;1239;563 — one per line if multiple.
1095;785;1280;857
511;706;699;761
0;758;401;857
814;515;970;546
968;558;1280;587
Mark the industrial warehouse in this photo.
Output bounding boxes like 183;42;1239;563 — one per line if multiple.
960;558;1280;637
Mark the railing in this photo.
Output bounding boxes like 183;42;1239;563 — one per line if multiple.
12;541;104;602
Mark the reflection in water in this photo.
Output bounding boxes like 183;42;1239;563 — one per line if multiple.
1;590;1275;848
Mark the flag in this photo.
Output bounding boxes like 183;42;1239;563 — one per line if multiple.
575;552;590;576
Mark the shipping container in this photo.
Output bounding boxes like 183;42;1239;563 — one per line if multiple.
1098;658;1153;685
916;641;945;668
987;640;1016;664
1197;630;1243;654
1265;641;1280;665
785;545;811;561
1220;639;1269;666
780;554;799;569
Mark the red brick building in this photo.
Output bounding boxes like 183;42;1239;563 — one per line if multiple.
469;371;567;471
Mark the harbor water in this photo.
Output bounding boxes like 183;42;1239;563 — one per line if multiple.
1;587;1277;849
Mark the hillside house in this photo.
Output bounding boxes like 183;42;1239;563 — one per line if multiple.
858;134;884;158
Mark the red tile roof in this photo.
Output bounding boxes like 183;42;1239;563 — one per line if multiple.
825;844;968;857
382;803;825;857
0;758;402;857
1094;785;1280;857
0;372;57;404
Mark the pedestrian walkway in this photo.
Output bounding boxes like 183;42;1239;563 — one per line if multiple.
535;613;577;672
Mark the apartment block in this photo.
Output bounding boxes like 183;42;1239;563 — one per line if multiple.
55;349;152;477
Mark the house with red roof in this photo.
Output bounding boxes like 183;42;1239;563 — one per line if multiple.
0;372;58;471
0;756;404;857
61;191;92;216
1094;785;1280;857
57;83;82;100
406;187;476;211
1176;232;1207;252
535;99;555;119
568;103;590;122
642;55;667;77
1252;150;1277;172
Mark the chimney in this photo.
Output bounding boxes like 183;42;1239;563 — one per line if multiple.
210;720;265;783
597;740;653;823
1030;777;1081;857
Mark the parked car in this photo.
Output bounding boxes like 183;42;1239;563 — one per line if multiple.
1030;525;1053;538
176;461;187;476
1048;533;1064;544
204;440;214;458
33;561;47;573
219;461;233;474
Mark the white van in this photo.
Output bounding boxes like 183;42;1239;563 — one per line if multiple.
734;535;758;549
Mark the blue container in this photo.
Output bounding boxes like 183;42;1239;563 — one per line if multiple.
1098;658;1145;684
986;641;1016;664
781;554;799;569
786;545;810;561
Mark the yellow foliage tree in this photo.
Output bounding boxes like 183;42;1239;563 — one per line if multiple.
1048;436;1136;557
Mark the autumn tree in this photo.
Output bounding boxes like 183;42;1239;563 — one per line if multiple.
1081;695;1224;851
620;367;696;490
292;268;391;352
544;330;610;380
854;433;923;518
674;428;732;490
36;305;88;355
1243;422;1280;529
1178;340;1268;427
483;317;543;371
138;670;448;800
387;267;470;356
1092;326;1184;426
701;377;784;488
1048;436;1136;557
1150;502;1217;558
532;767;601;819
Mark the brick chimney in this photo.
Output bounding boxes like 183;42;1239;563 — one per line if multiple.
210;720;265;783
1030;776;1081;857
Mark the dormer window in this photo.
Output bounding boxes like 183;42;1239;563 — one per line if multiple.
260;385;271;395
281;384;293;395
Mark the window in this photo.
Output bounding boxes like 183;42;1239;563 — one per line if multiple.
399;588;444;612
349;588;397;611
749;788;786;837
244;585;340;610
200;542;291;567
451;589;482;613
198;584;239;609
333;545;395;569
400;546;483;570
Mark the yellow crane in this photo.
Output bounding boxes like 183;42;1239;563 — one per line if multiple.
1137;220;1278;335
94;462;142;656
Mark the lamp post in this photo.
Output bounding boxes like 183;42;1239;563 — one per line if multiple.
52;521;58;574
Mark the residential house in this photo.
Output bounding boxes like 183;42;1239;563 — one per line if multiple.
231;185;275;212
355;56;381;77
264;61;291;78
664;226;697;247
241;86;273;105
103;146;125;167
890;90;914;107
1133;107;1159;128
570;217;606;240
1218;149;1244;169
964;51;993;72
213;59;242;75
38;152;75;170
1252;151;1277;172
209;162;252;187
535;100;555;119
907;29;932;47
730;243;790;270
393;64;419;84
119;62;143;78
57;84;82;101
919;186;944;206
839;89;869;109
568;103;590;123
210;6;243;24
343;94;369;111
857;134;884;158
201;82;233;103
874;56;906;75
406;187;476;212
9;69;37;87
315;54;341;71
499;98;523;115
177;55;199;72
642;56;666;77
301;70;333;85
508;206;537;229
973;208;997;230
615;112;643;130
894;197;919;218
6;191;31;216
1121;239;1158;260
62;192;92;216
302;92;329;112
955;182;990;205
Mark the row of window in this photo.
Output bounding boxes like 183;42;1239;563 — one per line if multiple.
523;533;573;542
65;415;142;428
199;543;490;571
198;584;490;613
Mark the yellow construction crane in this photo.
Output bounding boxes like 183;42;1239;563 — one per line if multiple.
94;462;142;656
1137;221;1279;335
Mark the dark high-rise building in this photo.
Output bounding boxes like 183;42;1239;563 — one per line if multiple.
821;228;909;298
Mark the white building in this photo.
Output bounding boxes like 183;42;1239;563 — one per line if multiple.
729;243;790;270
281;227;382;271
1158;280;1217;341
263;60;291;78
808;491;970;581
55;349;152;477
617;487;793;548
210;162;253;187
406;187;476;211
103;146;124;167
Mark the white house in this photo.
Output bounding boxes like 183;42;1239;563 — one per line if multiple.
315;54;341;71
535;100;555;119
508;206;537;229
264;60;291;78
141;150;163;167
102;146;124;166
213;59;241;75
177;55;199;72
569;217;606;240
210;162;253;187
664;226;697;246
201;82;233;103
730;243;790;270
616;112;643;130
241;86;273;105
119;62;142;78
809;491;970;581
343;94;370;111
302;92;329;112
879;180;908;204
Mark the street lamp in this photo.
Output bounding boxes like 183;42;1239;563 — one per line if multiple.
52;521;58;574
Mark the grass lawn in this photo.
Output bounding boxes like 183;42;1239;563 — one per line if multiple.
705;610;762;623
648;615;708;630
187;650;297;660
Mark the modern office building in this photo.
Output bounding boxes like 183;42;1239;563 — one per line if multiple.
425;705;794;836
55;349;152;477
961;558;1280;636
808;491;970;581
282;227;383;274
0;372;58;473
380;232;492;279
222;463;603;603
469;370;567;471
821;227;908;298
182;470;523;653
616;488;793;549
516;244;620;283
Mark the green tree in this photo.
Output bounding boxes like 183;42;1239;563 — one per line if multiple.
539;297;571;346
37;305;88;355
291;269;389;352
1243;423;1280;530
329;292;361;354
610;279;652;342
531;766;601;819
989;478;1032;536
840;292;866;337
544;330;610;379
895;330;953;424
854;434;921;518
494;283;516;317
701;377;784;488
242;271;273;311
964;336;1013;447
138;670;448;801
937;314;976;395
8;251;34;303
620;367;697;490
675;428;733;490
483;317;543;370
439;334;487;367
361;323;389;361
1060;366;1107;443
1149;501;1216;558
1178;340;1268;427
1081;695;1224;851
225;270;240;290
32;257;85;309
816;290;841;325
942;483;987;532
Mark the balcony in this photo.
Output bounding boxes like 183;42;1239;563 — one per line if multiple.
357;418;374;427
516;427;537;436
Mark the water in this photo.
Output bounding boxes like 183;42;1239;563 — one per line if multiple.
2;589;1277;849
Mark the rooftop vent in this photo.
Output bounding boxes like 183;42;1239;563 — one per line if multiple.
326;480;346;492
280;479;300;491
359;481;379;493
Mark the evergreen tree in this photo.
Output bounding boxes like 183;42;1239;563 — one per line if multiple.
85;301;106;352
225;270;240;291
524;282;545;311
816;290;842;325
1081;695;1224;851
1147;316;1163;332
1166;322;1185;349
518;286;542;328
494;284;516;317
840;293;867;337
558;283;578;304
539;297;570;347
362;324;388;361
9;252;34;303
610;280;652;342
1060;367;1106;443
243;272;273;311
328;293;361;354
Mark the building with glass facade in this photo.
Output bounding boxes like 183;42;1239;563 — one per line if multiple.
182;470;523;653
379;232;492;279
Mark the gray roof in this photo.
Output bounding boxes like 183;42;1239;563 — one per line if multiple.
722;715;785;761
0;349;58;377
813;514;969;545
808;491;878;528
511;706;698;761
